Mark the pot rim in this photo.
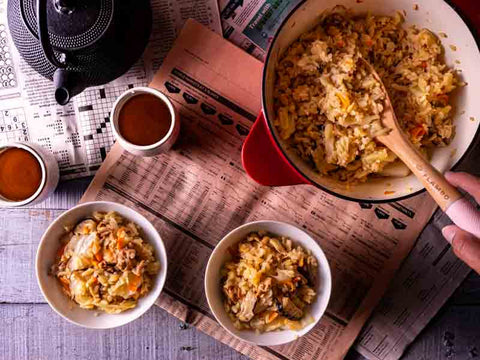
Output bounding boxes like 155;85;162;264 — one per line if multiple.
261;0;480;204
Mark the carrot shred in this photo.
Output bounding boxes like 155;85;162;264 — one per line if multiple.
410;125;426;139
95;252;103;262
117;237;125;250
265;311;279;324
128;275;141;292
116;227;127;249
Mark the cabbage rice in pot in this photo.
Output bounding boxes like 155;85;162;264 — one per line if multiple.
274;6;463;182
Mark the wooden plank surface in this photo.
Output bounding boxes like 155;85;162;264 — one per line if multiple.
0;304;245;360
401;305;480;360
29;178;93;210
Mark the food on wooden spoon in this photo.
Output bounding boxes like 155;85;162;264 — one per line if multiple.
52;211;160;314
220;231;318;332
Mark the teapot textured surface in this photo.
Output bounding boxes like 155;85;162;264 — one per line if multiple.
7;0;152;104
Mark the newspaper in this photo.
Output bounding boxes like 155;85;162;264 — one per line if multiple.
0;0;220;179
81;20;445;360
219;0;301;61
354;208;473;360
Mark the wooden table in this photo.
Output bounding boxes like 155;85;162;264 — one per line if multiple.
1;177;479;360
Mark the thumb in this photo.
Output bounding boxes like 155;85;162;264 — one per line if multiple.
443;225;480;274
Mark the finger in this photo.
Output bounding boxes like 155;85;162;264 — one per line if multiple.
443;225;480;274
445;171;480;204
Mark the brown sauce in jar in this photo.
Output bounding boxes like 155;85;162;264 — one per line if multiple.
118;93;172;146
0;147;42;201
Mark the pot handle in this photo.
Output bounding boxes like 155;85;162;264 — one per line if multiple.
241;111;309;186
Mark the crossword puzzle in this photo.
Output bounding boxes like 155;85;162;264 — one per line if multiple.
75;83;137;170
0;23;17;89
0;107;28;144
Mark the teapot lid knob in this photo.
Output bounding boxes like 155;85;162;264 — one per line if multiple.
55;0;76;14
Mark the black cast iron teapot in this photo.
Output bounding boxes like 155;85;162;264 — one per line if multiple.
7;0;152;105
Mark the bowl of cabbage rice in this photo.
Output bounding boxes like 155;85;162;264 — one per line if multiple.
36;201;167;329
205;221;331;346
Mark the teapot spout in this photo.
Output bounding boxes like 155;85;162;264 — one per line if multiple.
53;69;84;105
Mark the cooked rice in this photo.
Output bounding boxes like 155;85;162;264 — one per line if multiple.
52;211;160;314
221;231;318;332
274;6;461;182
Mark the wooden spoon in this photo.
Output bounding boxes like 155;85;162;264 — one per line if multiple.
361;59;480;238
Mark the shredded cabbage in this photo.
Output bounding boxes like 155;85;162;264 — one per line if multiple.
52;211;160;314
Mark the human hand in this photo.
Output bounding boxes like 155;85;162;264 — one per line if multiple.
442;172;480;274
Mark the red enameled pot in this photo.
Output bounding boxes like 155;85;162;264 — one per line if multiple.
242;0;480;203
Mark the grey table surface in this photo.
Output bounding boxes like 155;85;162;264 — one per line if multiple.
1;177;479;360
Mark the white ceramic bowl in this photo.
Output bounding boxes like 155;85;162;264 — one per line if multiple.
111;87;180;157
36;201;168;329
205;221;332;346
0;142;59;207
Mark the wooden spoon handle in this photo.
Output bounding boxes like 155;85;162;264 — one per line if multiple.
383;132;461;211
406;147;480;238
405;151;460;211
386;132;480;238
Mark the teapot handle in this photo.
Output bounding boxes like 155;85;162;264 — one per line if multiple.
36;0;66;69
37;0;79;105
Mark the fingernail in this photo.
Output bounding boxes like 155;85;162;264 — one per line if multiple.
442;227;456;244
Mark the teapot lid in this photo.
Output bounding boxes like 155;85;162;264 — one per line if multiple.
22;0;113;50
